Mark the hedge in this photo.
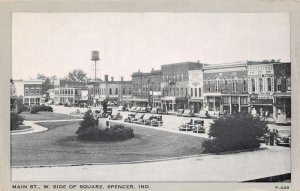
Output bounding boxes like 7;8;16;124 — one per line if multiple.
30;105;53;114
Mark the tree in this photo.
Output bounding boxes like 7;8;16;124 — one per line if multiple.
36;73;46;80
202;113;268;153
66;69;87;82
42;77;53;94
76;109;97;135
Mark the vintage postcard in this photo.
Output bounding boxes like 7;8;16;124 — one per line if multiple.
1;0;300;191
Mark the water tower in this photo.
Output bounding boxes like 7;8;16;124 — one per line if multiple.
91;51;100;81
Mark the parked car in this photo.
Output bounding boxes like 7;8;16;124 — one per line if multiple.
151;108;158;114
142;114;155;125
192;120;205;133
150;115;163;126
128;106;137;112
275;128;291;146
182;109;194;117
135;107;141;113
198;110;210;118
140;107;148;113
109;112;123;120
136;114;152;125
157;107;168;114
124;113;136;123
118;106;126;111
176;109;184;116
91;108;102;118
131;113;145;124
178;120;193;131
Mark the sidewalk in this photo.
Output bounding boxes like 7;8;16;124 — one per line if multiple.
12;145;290;182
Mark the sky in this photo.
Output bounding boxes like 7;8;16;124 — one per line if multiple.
12;12;290;81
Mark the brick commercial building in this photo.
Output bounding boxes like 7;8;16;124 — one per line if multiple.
203;62;249;114
14;80;43;106
273;62;291;119
188;69;204;113
54;79;88;105
130;69;162;107
161;62;203;111
88;75;133;107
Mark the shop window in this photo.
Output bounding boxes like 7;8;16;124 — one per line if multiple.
276;78;282;92
286;77;291;91
222;96;229;104
195;88;197;97
240;97;248;105
251;79;255;92
231;97;238;104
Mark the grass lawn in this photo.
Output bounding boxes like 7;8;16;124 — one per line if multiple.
20;112;82;121
11;121;206;166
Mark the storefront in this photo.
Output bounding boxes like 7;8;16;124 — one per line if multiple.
249;98;273;117
273;93;291;118
161;97;176;111
188;99;203;113
128;98;148;107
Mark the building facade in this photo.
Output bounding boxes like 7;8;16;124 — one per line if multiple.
273;62;291;118
130;69;162;107
161;62;203;111
203;62;249;114
188;69;204;113
54;80;88;105
14;80;43;106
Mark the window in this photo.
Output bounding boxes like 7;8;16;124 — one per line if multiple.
123;88;125;94
129;88;131;94
191;88;193;96
185;88;188;95
109;88;112;95
243;78;247;92
115;88;118;95
177;88;179;96
215;78;219;92
30;88;35;95
208;79;211;92
36;98;40;105
36;88;41;95
259;78;263;92
199;88;201;97
286;77;291;91
181;88;183;96
267;78;272;91
30;98;35;103
232;78;237;92
222;96;229;104
75;89;78;95
251;79;255;92
25;88;29;96
276;78;282;92
231;97;238;104
24;98;29;104
173;88;176;96
195;88;197;97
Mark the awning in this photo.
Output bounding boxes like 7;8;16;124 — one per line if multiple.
250;99;273;106
127;98;148;102
188;99;203;103
273;93;291;98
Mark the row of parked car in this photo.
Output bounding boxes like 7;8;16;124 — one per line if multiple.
124;113;164;127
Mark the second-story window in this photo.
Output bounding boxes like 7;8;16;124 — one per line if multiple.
251;79;255;92
243;77;247;92
115;88;118;95
267;78;272;92
199;88;201;97
286;77;291;91
259;78;263;92
215;78;219;92
208;79;211;92
232;78;237;92
276;78;282;92
109;88;112;95
190;88;193;96
195;88;197;97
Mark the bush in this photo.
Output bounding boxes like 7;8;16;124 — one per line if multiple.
30;105;53;114
202;113;268;153
76;109;97;135
11;113;24;130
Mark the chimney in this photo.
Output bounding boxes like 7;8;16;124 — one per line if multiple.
111;77;114;81
105;75;108;82
121;76;124;81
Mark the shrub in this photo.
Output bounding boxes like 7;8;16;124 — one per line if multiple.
30;105;53;114
11;113;24;130
76;109;97;135
202;113;268;153
30;106;40;114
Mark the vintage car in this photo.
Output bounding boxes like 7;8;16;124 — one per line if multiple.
275;128;291;146
176;109;184;116
182;109;194;117
124;113;136;123
128;106;136;112
157;107;168;114
131;113;145;124
142;114;155;125
178;120;194;131
118;106;126;111
150;108;158;114
140;107;148;113
135;107;142;113
198;110;210;118
192;120;205;133
109;112;123;120
91;108;103;118
150;115;163;126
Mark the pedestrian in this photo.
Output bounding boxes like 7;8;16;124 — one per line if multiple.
265;129;270;145
269;129;276;146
